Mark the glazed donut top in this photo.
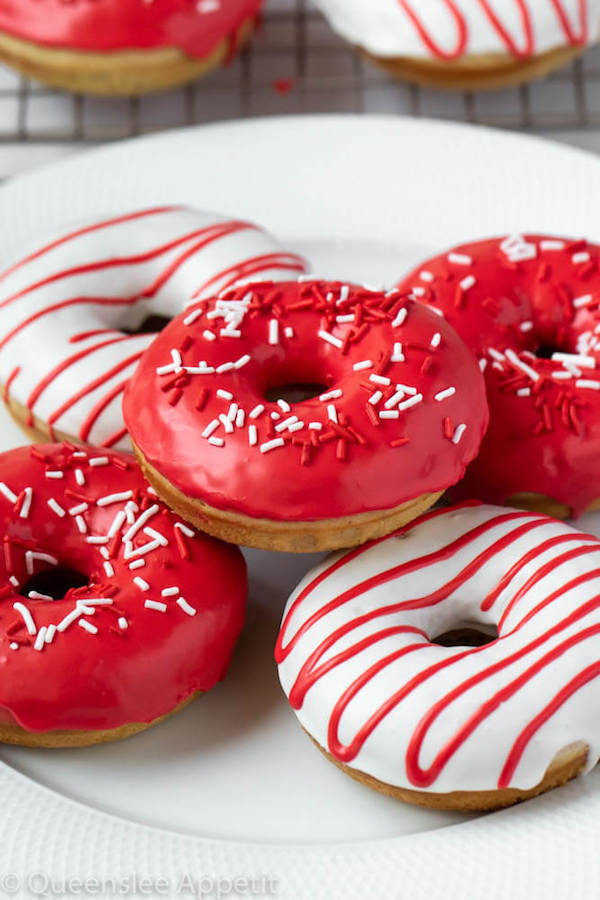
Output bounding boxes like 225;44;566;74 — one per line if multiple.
0;0;261;56
123;279;488;522
277;502;600;794
397;234;600;516
313;0;596;60
0;205;305;451
0;442;246;733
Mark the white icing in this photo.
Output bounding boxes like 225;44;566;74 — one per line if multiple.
0;206;306;450
278;504;600;794
312;0;597;59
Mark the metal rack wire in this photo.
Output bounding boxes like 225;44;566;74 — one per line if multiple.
1;0;600;145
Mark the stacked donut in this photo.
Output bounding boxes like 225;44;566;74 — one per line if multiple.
1;210;600;814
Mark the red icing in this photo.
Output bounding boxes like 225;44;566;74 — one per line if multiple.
0;443;246;734
276;504;600;790
123;280;488;522
397;0;587;59
396;235;600;517
0;0;262;57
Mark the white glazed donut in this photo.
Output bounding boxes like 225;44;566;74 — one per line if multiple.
0;205;306;450
312;0;598;88
277;502;600;809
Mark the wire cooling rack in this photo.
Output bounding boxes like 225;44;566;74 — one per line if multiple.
1;0;600;145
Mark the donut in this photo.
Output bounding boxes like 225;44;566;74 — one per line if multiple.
396;234;600;519
276;501;600;810
0;0;262;95
312;0;596;90
123;279;488;553
0;205;306;453
0;441;246;747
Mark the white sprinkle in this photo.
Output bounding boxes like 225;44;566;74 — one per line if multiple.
118;617;128;630
553;352;595;370
186;363;215;375
28;591;53;602
519;321;534;332
368;391;383;406
217;389;233;401
434;387;456;402
0;482;17;503
453;423;467;444
353;360;373;372
13;602;36;635
248;425;258;446
268;319;279;345
177;597;197;616
75;515;87;534
271;411;281;420
97;491;133;507
327;404;338;423
145;600;167;612
318;330;343;349
392;308;408;328
540;239;565;251
216;362;235;374
284;327;294;338
500;234;537;263
573;251;591;264
25;550;58;576
9;576;19;588
19;487;32;518
208;436;225;447
275;415;299;433
79;619;98;635
86;536;109;545
277;399;291;413
460;275;476;292
448;252;472;266
396;383;418;395
576;379;600;390
9;643;18;651
202;419;220;439
134;576;150;591
398;393;424;411
517;388;532;397
235;409;245;428
260;438;285;454
220;328;241;338
479;358;488;372
45;471;64;480
174;522;195;538
411;286;426;298
338;285;350;302
288;421;305;433
219;414;234;434
122;505;160;544
100;547;110;559
379;410;400;419
226;403;239;422
391;342;405;362
420;270;434;282
430;332;442;349
34;628;47;651
505;348;540;382
384;390;405;409
69;503;88;516
249;404;265;419
161;586;179;597
129;559;145;570
183;307;203;326
56;609;80;632
336;314;355;324
234;354;251;369
309;422;323;430
320;389;343;401
107;509;126;538
89;456;109;467
574;295;594;309
47;498;66;518
369;374;391;386
203;330;216;341
74;468;85;486
103;562;115;578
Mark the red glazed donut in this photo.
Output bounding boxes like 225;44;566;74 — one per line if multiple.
0;0;263;95
0;442;246;747
123;279;488;552
396;234;600;518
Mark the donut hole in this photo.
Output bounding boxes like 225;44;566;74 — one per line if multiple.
122;314;172;336
265;382;329;404
433;624;498;648
20;567;89;601
535;344;562;360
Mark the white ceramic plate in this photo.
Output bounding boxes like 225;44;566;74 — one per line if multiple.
0;116;600;899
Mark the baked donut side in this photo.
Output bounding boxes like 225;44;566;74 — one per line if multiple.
277;503;600;809
0;442;247;746
0;205;306;452
313;0;595;90
124;280;488;552
0;0;262;95
397;234;600;518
